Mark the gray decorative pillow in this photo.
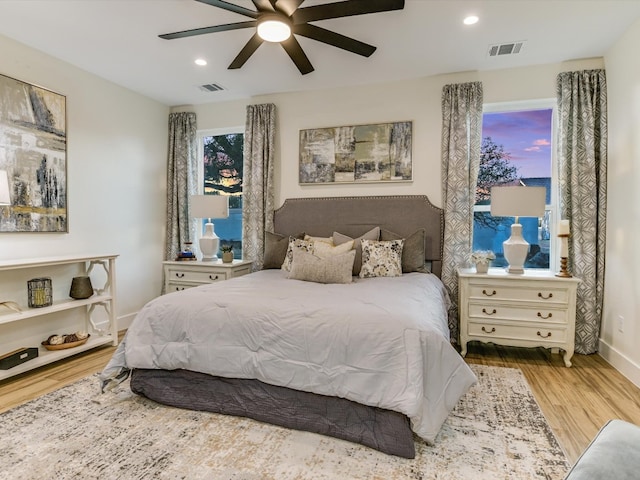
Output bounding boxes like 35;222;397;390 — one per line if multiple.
263;232;304;269
281;238;314;272
333;227;380;276
380;228;426;273
359;239;404;278
288;248;356;284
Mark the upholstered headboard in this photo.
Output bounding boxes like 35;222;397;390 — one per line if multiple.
273;195;444;277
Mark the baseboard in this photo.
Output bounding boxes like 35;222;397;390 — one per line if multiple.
598;339;640;389
117;312;137;331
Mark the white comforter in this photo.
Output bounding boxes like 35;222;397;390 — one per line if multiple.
102;270;476;443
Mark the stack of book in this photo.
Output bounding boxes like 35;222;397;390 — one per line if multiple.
175;242;197;261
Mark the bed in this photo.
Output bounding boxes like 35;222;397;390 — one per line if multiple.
100;195;476;459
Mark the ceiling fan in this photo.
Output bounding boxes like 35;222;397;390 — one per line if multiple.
159;0;405;75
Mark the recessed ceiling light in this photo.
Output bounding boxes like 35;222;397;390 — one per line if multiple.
464;15;479;25
195;58;207;66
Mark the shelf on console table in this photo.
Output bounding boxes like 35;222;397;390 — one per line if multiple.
0;254;119;381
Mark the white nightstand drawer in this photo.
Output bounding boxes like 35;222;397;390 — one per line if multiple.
162;260;254;295
166;284;193;293
468;322;567;344
166;268;228;284
468;283;569;304
468;303;568;324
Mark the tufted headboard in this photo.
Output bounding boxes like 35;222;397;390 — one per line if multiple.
273;195;444;277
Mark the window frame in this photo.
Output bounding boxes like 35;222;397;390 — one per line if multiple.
476;99;559;272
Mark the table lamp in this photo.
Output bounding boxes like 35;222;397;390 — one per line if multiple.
490;186;546;274
191;195;229;261
0;170;11;205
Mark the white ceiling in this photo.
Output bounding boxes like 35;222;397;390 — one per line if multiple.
0;0;638;107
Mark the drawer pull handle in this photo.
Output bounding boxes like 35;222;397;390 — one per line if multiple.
537;312;553;319
209;274;219;281
175;273;185;278
482;308;497;315
482;289;497;297
177;287;184;291
482;326;496;334
537;331;552;338
538;292;553;300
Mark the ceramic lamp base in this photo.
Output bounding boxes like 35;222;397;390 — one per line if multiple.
199;222;220;261
503;223;528;274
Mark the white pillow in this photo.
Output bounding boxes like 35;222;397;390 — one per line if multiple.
359;239;404;278
304;234;334;245
313;239;354;258
288;248;356;284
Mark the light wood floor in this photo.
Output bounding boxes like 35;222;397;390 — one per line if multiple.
1;335;639;464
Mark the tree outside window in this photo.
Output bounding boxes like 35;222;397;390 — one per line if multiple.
199;132;244;258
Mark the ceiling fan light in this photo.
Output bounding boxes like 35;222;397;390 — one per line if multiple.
257;16;291;42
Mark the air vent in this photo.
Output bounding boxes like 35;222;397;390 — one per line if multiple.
488;41;525;57
199;83;225;92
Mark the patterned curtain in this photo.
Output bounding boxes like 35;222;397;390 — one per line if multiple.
441;82;484;343
557;69;608;354
165;112;198;263
243;104;276;271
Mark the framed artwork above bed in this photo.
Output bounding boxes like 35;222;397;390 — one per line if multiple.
299;121;412;184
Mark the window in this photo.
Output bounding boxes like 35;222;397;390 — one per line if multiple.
472;101;556;270
197;128;244;258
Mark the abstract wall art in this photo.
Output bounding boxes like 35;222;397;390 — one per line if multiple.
0;73;67;232
299;121;412;184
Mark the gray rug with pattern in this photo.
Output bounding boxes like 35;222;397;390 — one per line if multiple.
0;364;569;479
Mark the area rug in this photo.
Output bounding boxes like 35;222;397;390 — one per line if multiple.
0;365;569;480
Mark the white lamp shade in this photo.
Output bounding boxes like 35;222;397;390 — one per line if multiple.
0;170;11;205
191;195;229;220
490;186;546;218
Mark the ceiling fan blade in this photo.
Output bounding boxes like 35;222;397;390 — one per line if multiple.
159;21;256;40
228;33;264;69
293;23;375;57
251;0;276;13
292;0;404;24
274;0;305;16
195;0;259;18
280;36;314;74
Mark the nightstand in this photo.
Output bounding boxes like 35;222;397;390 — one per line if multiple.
458;267;580;367
163;259;253;293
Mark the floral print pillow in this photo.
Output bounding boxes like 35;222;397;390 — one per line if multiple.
359;239;404;278
281;238;314;272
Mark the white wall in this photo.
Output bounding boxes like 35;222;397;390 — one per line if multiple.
0;34;169;327
178;58;603;210
601;18;640;387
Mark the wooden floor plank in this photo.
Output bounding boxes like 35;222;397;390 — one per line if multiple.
1;334;639;465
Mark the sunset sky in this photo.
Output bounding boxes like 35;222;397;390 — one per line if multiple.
482;109;553;178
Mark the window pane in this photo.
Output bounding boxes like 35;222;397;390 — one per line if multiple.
202;133;243;258
473;108;553;270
